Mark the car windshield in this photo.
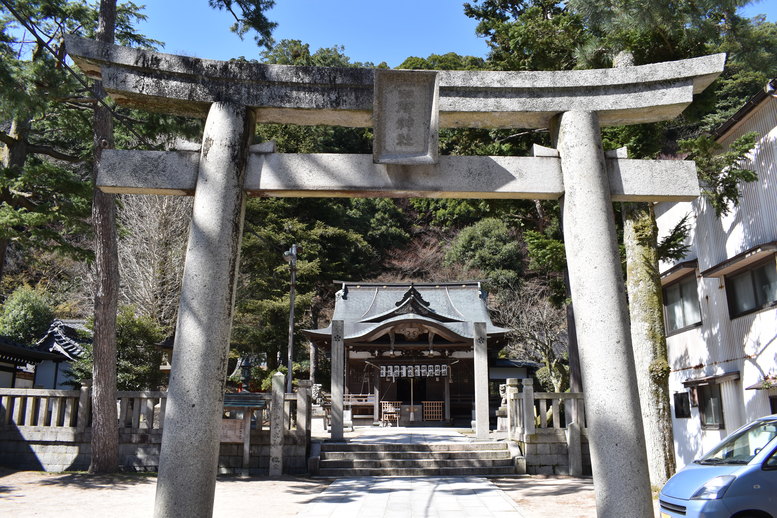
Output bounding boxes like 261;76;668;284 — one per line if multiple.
697;418;777;465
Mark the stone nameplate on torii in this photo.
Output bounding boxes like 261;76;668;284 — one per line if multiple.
65;34;725;518
373;69;439;165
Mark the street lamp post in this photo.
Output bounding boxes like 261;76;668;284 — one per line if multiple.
283;244;298;394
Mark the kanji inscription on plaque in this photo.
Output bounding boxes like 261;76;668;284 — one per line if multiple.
373;69;439;165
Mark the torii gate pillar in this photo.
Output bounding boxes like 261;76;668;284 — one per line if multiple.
554;111;652;516
153;102;253;518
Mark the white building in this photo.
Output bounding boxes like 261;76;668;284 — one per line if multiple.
656;79;777;468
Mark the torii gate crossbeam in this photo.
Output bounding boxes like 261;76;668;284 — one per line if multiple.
65;35;725;518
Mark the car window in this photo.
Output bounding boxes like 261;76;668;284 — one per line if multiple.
699;420;777;465
765;448;777;469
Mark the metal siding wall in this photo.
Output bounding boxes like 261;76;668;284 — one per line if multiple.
710;98;777;368
718;96;777;250
658;96;777;465
685;97;777;271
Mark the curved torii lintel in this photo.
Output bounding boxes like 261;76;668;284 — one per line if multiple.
64;35;724;129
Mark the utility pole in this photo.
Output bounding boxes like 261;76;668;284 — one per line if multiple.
283;244;298;393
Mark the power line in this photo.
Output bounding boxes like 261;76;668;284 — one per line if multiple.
0;0;158;149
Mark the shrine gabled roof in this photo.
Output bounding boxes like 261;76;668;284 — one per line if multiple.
0;336;62;365
35;320;90;361
304;282;509;345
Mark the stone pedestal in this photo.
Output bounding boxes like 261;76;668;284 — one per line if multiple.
297;380;312;447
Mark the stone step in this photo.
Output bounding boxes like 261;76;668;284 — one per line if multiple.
315;440;518;477
320;441;507;453
319;458;514;469
317;465;517;477
320;450;511;461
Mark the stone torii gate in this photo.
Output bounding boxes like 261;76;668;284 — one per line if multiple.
65;35;724;518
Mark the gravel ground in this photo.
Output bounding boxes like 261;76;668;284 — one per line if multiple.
0;469;328;517
492;476;598;517
0;469;661;517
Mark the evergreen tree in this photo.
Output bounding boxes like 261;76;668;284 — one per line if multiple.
0;284;53;343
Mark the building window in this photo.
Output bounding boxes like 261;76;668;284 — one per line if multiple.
663;274;702;333
674;392;691;419
726;257;777;318
698;384;724;430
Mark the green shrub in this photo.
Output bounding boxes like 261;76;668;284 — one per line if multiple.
69;306;166;390
0;285;54;344
444;218;523;289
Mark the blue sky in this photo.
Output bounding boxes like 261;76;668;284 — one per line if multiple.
136;0;777;68
137;1;489;67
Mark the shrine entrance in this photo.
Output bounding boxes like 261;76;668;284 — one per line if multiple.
65;34;724;518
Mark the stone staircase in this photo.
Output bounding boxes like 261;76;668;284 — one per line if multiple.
316;441;518;477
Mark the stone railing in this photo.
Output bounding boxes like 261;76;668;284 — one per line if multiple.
505;378;589;476
0;386;90;430
0;376;311;475
118;390;165;430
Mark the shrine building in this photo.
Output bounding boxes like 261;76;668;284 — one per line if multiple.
305;282;535;426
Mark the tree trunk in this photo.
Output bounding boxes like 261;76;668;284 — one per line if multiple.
89;0;119;474
0;238;8;282
0;117;31;283
622;202;676;487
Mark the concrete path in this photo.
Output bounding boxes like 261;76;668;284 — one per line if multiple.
295;476;526;518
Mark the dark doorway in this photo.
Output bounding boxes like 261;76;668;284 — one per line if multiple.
397;377;427;404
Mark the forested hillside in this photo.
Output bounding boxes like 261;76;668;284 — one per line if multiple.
1;0;775;397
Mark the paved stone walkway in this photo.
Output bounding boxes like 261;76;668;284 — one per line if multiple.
299;427;526;517
295;476;526;518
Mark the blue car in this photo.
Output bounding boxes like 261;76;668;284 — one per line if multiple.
659;414;777;517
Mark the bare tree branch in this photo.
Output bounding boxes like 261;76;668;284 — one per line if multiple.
117;194;192;331
494;280;569;391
